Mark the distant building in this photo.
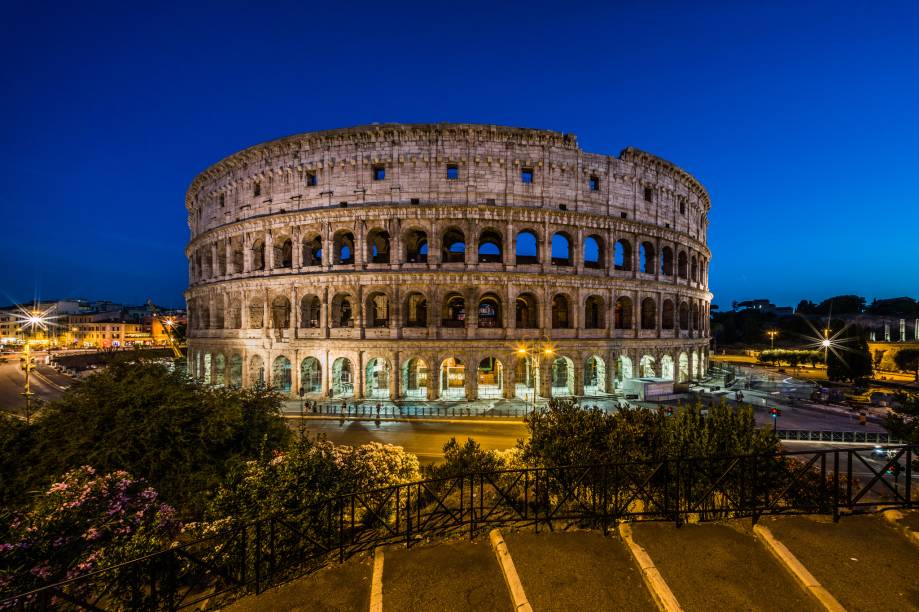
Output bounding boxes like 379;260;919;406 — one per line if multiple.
734;299;794;316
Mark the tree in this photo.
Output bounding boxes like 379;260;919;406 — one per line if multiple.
826;327;872;382
886;393;919;445
1;359;291;517
894;349;919;381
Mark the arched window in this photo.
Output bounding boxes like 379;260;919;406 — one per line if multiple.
249;354;265;387
333;231;355;265
691;302;700;330
660;246;674;276
275;238;293;268
331;358;353;397
679;302;690;331
366;292;389;327
248;298;264;328
641;298;657;330
367;229;390;264
478;229;503;263
515;293;539;329
302;235;322;266
271;296;290;328
614;297;632;330
477;294;502;328
551;232;572;266
300;295;320;328
677;252;688;279
217;243;227;276
442;293;465;327
551;294;571;328
404;229;428;263
584;295;604;329
639;242;655;274
662;299;675;329
272;356;292;393
691;256;699;282
404;292;428;327
199;302;210;330
201;248;212;278
584;235;603;269
214;296;225;329
231;237;244;274
614;240;632;271
442;228;466;263
331;294;353;327
228;298;242;329
300;357;321;394
251;239;266;271
515;230;539;265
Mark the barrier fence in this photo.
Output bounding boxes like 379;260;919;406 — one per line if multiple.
3;445;915;610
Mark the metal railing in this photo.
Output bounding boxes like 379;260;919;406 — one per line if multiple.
3;445;914;610
776;430;906;445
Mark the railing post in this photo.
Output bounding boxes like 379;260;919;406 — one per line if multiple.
269;517;276;583
405;485;412;547
240;524;248;590
675;459;682;527
339;500;345;562
255;520;262;594
832;450;840;522
470;474;476;540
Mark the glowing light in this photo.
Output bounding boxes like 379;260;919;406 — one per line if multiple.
13;303;61;333
821;339;831;348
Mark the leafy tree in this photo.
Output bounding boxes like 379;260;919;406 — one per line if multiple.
886;393;919;445
867;297;918;317
435;437;504;479
894;349;919;381
1;360;290;517
826;327;873;382
813;295;865;315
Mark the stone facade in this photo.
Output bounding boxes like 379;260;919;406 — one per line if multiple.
184;123;712;400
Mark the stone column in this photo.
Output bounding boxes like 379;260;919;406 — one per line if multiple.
502;357;515;399
389;352;399;400
290;286;298;338
573;356;584;397
243;235;252;273
355;351;365;400
265;231;275;270
321;349;330;398
292;226;302;269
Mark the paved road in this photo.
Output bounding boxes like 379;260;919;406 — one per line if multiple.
0;353;68;415
293;417;529;462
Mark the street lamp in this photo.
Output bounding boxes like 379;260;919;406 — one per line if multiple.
766;329;778;349
516;338;555;411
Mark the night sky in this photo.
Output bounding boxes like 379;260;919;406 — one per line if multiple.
2;1;917;309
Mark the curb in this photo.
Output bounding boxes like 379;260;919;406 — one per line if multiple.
282;415;525;425
883;509;919;548
369;548;384;612
618;523;682;612
489;529;532;612
752;524;844;612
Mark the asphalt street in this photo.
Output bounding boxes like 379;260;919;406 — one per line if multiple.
0;353;68;415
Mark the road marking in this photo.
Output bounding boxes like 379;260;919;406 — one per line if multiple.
369;547;384;612
489;529;532;612
619;523;682;612
753;524;844;612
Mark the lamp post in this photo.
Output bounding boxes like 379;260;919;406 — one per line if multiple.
766;329;778;350
516;338;555;412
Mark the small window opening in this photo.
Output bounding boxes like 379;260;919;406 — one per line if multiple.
643;187;653;202
307;172;318;187
521;168;534;184
679;199;686;214
589;176;600;191
218;194;225;207
372;165;386;181
447;165;459;180
620;212;628;219
253;182;261;197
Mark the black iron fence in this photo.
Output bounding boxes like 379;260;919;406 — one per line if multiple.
777;430;905;444
3;445;915;610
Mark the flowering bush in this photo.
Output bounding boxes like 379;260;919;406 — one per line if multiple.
0;466;179;602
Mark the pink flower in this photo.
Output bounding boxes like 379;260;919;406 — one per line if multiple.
83;527;101;541
48;481;69;493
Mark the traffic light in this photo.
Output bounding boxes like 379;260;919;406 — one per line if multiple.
769;407;781;418
885;463;902;477
665;406;674;417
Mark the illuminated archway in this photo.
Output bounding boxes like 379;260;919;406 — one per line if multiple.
477;357;504;399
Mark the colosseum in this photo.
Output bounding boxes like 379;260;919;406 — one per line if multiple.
184;123;712;402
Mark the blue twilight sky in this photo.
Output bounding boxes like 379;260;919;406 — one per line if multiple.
1;0;917;309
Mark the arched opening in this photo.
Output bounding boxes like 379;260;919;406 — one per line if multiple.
365;292;390;328
271;296;291;329
584;235;603;269
251;239;265;271
230;237;244;274
662;299;675;329
199;303;211;330
639;242;655;274
477;294;502;328
404;229;428;263
331;357;354;397
691;303;700;331
302;235;322;266
365;358;390;399
477;357;504;398
249;354;265;387
272;356;292;393
442;293;466;328
300;295;321;328
551;294;571;328
229;354;243;387
639;355;656;378
275;238;293;269
615;297;633;329
691;351;700;380
214;297;225;329
515;293;539;329
679;302;690;331
333;231;355;265
402;358;429;399
584;295;605;329
661;246;674;276
214;354;226;385
477;229;503;263
403;292;428;327
515;230;539;265
440;357;465;399
201;250;212;279
442;228;466;263
331;294;354;328
691;256;699;282
228;299;242;329
217;245;227;276
641;298;657;330
584;356;607;395
551;232;572;266
661;355;675;381
514;354;540;400
248;298;264;329
617;355;633;383
551;356;575;397
367;229;391;264
678;352;690;382
678;252;688;279
202;353;212;384
300;357;321;394
614;240;632;271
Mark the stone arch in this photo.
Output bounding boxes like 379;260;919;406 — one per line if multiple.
678;251;688;279
248;297;264;329
679;302;690;331
302;234;322;266
614;239;632;271
404;228;428;263
442;292;466;327
584;234;604;268
228;353;243;387
214;353;226;385
248;354;265;387
662;299;675;330
551;294;571;329
228;297;242;329
274;236;293;269
691;255;699;282
477;228;503;263
660;246;674;276
271;295;291;328
584;295;605;329
331;357;354;397
477;357;504;399
678;352;690;382
639;241;656;274
618;354;634;382
514;353;539;400
272;355;292;393
300;356;322;394
515;229;539;265
551;231;573;266
402;357;429;399
230;236;244;273
299;295;321;328
365;291;390;328
641;297;657;330
477;293;502;328
515;293;540;329
365;357;391;399
584;355;607;394
615;296;633;330
214;296;226;329
691;302;700;330
550;356;575;396
367;228;391;264
691;350;700;379
216;242;227;276
403;291;428;327
251;238;266;271
441;227;466;263
201;248;213;279
199;301;211;330
639;354;656;378
439;356;466;399
331;293;355;327
202;352;212;384
333;230;355;265
661;354;675;380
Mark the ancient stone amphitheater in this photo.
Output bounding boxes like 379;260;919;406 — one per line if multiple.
185;123;711;401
